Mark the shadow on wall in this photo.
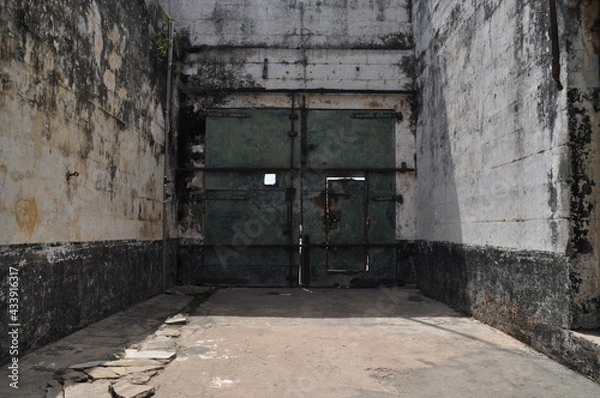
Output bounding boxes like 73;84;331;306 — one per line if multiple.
413;3;466;307
414;4;463;245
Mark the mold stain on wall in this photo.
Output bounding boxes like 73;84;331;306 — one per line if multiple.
567;0;600;330
13;198;41;239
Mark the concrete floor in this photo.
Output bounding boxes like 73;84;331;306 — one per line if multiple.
4;287;600;397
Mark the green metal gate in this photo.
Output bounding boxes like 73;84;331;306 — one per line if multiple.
202;108;399;286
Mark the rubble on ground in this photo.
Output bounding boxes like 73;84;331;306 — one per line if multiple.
45;313;188;398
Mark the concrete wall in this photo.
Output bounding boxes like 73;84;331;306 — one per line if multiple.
171;0;412;49
414;0;569;252
566;0;600;330
412;0;599;381
0;0;174;362
166;0;413;92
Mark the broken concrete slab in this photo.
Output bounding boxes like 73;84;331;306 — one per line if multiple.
139;335;178;352
3;294;193;397
101;359;164;368
61;370;89;382
114;365;165;375
68;360;106;370
165;313;187;325
155;327;181;338
110;380;156;398
45;379;64;398
63;379;112;398
85;366;121;380
123;348;176;360
86;365;164;380
124;370;160;385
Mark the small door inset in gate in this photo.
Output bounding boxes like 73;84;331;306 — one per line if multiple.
325;177;367;272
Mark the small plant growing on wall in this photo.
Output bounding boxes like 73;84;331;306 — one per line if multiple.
151;14;176;59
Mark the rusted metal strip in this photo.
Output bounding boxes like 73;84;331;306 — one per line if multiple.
206;111;251;118
199;243;400;248
350;111;402;120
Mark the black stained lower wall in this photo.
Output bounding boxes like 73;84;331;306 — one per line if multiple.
413;240;600;383
177;244;204;286
0;239;177;364
415;241;571;334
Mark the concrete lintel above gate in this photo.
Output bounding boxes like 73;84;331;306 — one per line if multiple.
182;48;414;92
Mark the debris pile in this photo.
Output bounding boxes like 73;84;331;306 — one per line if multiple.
45;314;188;398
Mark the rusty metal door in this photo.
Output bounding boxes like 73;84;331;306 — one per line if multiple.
300;110;397;286
324;177;367;272
201;108;397;286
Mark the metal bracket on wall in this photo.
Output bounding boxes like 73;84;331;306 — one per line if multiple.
66;171;79;181
400;162;414;173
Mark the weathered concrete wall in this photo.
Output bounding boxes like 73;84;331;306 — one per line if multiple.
0;0;168;244
414;240;600;383
164;0;413;92
414;0;568;252
0;240;173;362
566;0;600;330
182;47;413;92
412;0;599;381
0;0;175;362
169;0;412;49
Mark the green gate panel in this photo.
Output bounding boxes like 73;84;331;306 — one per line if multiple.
200;108;397;286
204;191;289;245
203;109;299;285
305;110;396;169
206;109;295;168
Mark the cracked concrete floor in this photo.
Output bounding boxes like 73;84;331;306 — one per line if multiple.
153;288;600;397
4;287;600;397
